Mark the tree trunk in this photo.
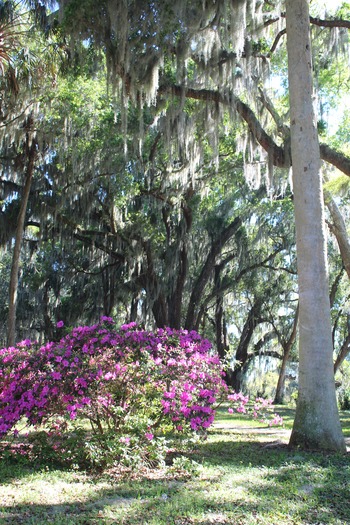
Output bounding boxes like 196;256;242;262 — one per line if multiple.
229;297;264;392
185;216;241;330
274;303;299;405
325;193;350;281
7;138;37;347
215;291;226;361
101;263;117;316
286;0;346;451
43;279;55;341
168;203;191;329
168;243;188;329
334;326;350;374
214;263;231;361
141;240;169;327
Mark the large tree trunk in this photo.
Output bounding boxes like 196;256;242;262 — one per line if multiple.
286;0;346;451
7;137;37;347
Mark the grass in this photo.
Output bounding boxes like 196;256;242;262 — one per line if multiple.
0;406;349;525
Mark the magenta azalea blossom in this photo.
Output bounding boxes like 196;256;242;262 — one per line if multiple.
0;317;282;467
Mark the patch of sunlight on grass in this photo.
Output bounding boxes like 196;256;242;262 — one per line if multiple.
1;406;349;525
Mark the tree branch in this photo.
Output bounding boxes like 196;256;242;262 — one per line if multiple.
160;84;350;177
309;15;350;29
161;84;288;168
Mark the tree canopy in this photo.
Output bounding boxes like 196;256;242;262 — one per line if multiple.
1;0;350;451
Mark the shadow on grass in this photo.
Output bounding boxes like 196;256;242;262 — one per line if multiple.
1;436;349;525
1;406;349;525
194;437;350;523
0;459;42;485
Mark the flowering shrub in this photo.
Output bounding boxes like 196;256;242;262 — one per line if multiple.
0;318;281;468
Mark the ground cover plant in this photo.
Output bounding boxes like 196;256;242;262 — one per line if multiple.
0;407;349;525
0;319;280;470
1;320;348;524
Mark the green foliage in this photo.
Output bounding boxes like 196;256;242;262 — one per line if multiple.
335;2;350;19
0;407;349;524
337;361;350;410
338;389;350;410
324;174;350;196
0;0;349;418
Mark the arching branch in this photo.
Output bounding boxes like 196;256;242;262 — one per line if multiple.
160;84;350;177
269;28;286;54
161;84;288;168
320;143;350;178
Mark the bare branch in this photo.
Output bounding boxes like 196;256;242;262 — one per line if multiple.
310;15;350;29
269;28;286;55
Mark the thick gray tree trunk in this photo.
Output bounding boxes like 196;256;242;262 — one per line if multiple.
286;0;346;451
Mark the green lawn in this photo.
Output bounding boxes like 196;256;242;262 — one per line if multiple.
0;407;349;525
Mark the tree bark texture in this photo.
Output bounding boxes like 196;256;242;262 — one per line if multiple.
286;0;346;452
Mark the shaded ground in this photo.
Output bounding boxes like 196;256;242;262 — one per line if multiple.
0;408;349;525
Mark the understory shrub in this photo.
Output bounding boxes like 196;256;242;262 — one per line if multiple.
0;318;282;469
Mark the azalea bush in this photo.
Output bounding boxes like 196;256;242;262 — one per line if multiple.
0;318;281;469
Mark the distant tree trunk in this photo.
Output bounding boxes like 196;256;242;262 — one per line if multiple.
329;270;350;374
168;243;188;329
326;193;350;281
130;293;140;322
214;264;229;360
7;137;37;347
286;0;346;451
151;294;168;328
229;297;264;392
185;216;241;330
215;295;226;361
168;199;190;330
140;240;169;327
334;324;350;374
101;262;117;316
43;280;55;341
274;303;299;405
